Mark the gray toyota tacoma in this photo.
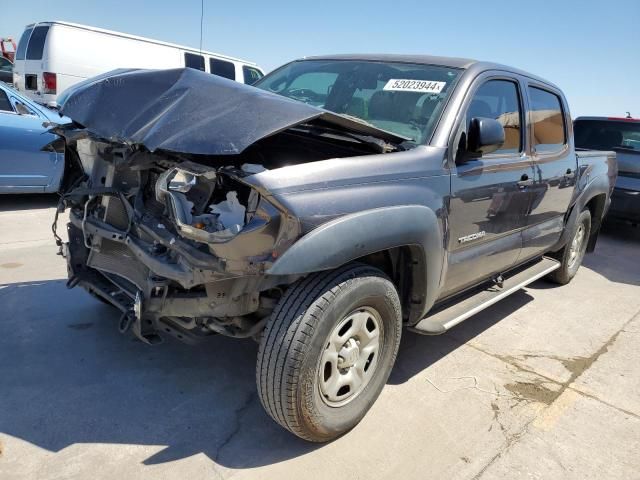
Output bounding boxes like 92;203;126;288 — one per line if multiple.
53;54;616;442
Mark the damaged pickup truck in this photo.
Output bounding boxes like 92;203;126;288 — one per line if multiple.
52;55;616;442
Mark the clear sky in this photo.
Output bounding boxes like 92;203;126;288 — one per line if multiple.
2;0;638;117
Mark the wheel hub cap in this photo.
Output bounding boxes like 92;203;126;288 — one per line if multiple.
338;338;360;369
318;307;382;407
568;224;585;268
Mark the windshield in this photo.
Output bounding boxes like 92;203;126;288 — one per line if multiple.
254;59;461;145
575;119;640;152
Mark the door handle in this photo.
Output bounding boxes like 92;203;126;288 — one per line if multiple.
517;174;533;189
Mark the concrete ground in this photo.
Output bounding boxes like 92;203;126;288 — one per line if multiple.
0;194;639;480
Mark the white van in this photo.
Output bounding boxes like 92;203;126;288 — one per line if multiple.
12;21;265;106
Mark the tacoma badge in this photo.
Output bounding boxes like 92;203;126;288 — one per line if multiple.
458;231;486;243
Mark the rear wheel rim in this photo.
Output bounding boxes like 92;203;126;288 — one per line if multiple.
568;223;586;269
318;306;382;407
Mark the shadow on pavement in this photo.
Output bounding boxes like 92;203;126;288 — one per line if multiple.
0;193;59;212
581;220;640;287
0;279;319;468
390;290;534;384
523;220;640;289
0;277;535;468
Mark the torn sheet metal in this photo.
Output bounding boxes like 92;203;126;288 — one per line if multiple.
58;68;407;156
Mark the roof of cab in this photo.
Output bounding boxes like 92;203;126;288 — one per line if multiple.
302;53;560;90
304;53;478;69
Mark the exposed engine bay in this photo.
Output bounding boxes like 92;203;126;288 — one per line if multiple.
57;135;369;344
52;68;406;344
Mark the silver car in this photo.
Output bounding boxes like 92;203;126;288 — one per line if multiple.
0;82;68;193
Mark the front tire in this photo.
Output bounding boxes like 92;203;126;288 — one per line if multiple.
256;263;402;442
547;209;591;285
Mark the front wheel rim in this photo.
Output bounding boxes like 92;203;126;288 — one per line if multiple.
318;306;383;407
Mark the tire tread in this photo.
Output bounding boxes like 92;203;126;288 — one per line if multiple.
256;263;394;441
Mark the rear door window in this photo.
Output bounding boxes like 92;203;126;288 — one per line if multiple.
210;59;235;80
528;87;566;153
15;28;33;61
467;79;523;154
242;66;263;85
184;53;205;71
10;96;38;116
25;25;49;60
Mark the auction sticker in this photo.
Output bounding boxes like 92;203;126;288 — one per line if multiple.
383;79;446;93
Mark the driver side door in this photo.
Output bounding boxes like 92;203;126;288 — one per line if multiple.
441;75;534;298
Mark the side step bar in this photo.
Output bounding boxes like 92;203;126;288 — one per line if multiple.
409;257;560;335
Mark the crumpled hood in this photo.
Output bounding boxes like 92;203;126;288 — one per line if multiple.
58;68;406;155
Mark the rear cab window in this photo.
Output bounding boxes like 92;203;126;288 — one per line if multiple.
25;25;50;60
528;87;566;154
210;58;235;80
574;119;640;152
242;66;263;85
184;53;205;71
466;79;523;155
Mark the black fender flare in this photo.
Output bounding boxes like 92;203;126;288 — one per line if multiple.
576;172;611;251
576;169;611;214
553;171;611;252
267;205;445;318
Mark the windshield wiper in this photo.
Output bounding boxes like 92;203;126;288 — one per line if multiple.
335;113;415;144
291;124;403;153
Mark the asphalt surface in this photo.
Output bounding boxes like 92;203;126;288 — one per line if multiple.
0;194;639;480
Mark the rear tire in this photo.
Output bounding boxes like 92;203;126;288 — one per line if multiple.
547;209;591;285
256;263;402;442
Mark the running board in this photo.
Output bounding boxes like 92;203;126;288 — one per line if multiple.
409;257;560;335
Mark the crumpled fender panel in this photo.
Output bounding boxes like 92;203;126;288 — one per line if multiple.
57;68;406;156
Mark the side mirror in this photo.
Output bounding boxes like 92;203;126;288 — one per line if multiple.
467;117;505;156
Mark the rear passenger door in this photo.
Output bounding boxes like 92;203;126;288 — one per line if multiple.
443;75;533;298
519;85;576;260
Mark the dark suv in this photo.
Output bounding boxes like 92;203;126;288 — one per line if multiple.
575;116;639;223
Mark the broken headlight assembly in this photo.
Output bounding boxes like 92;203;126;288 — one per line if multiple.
153;163;292;263
155;166;248;243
